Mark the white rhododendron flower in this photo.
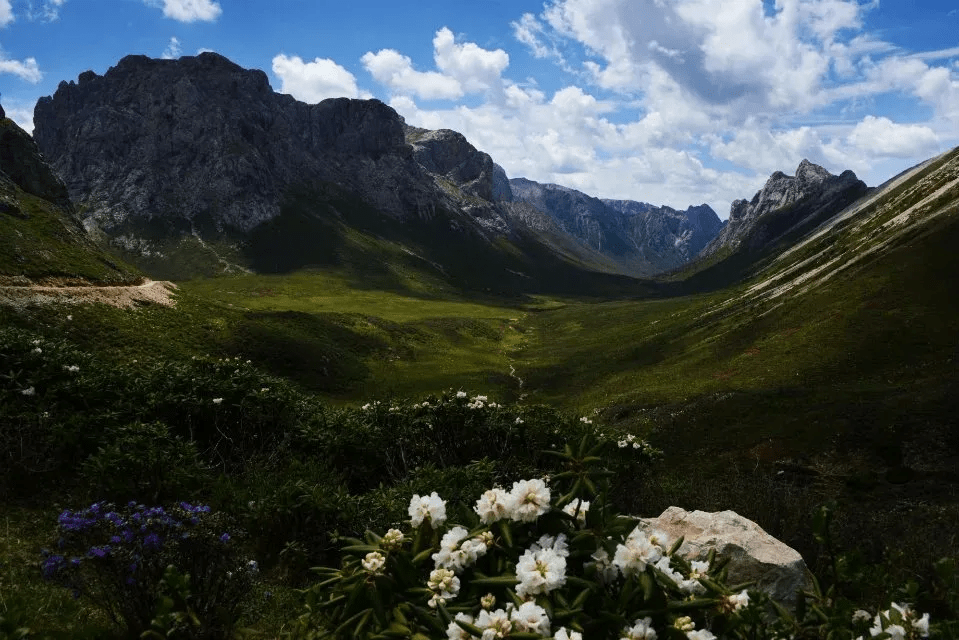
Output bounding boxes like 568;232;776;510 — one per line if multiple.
870;603;930;638
853;610;872;624
686;630;716;640
673;616;695;632
427;567;460;608
723;590;750;612
515;535;568;597
622;616;657;640
614;527;663;576
476;608;512;640
361;551;385;573
586;547;619;585
212;397;223;405
554;628;582;640
432;526;488;572
409;491;447;528
510;601;551;636
446;612;474;640
456;391;467;398
380;528;405;551
647;529;670;551
509;478;551;523
562;498;589;526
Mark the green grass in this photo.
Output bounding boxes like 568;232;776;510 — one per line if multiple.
0;181;140;284
512;212;959;479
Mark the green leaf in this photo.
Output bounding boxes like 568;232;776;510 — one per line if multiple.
455;620;485;638
342;544;382;553
334;608;372;638
471;575;519;587
498;520;514;549
668;536;685;556
412;549;434;565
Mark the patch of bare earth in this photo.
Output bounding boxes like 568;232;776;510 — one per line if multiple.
0;277;177;309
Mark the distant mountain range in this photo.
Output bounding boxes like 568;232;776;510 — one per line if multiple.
21;52;906;294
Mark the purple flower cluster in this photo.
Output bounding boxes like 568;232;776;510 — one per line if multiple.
41;501;226;585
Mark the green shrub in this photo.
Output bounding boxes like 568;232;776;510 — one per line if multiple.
41;501;256;638
80;421;211;504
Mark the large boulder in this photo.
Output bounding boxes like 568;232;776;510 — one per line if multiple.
637;506;813;609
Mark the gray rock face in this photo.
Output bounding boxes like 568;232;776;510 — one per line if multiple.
701;159;867;257
33;53;441;235
0;113;73;212
406;126;496;202
638;506;813;610
509;178;723;275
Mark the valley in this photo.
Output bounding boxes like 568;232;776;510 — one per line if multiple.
2;51;958;638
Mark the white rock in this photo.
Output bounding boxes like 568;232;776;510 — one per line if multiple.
637;506;813;610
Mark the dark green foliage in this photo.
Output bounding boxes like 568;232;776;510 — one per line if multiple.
80;422;211;504
41;502;255;639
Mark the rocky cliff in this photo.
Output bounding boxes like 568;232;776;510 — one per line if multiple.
508;178;723;275
700;160;867;258
0;107;139;283
33;53;448;238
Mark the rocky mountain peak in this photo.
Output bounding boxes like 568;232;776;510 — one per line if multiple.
33;53;436;237
700;160;867;258
405;125;495;202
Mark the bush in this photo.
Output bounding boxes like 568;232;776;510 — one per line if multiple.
40;501;256;638
290;436;937;640
80;421;211;504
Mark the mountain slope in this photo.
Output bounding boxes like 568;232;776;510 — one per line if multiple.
507;178;723;276
32;53;656;296
0;108;139;284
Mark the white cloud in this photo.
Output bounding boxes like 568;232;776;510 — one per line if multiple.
432;27;509;94
0;0;13;26
5;105;33;134
361;49;463;100
25;0;66;22
0;55;41;83
271;54;370;103
161;36;181;60
847;116;940;158
149;0;221;23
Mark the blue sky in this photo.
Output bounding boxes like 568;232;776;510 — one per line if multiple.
2;0;958;217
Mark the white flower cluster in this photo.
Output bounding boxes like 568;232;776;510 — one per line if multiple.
427;567;460;608
432;526;490;573
515;534;568;597
446;602;554;640
613;526;666;577
409;492;448;528
63;364;80;373
473;479;551;524
380;528;405;551
653;556;708;594
622;616;657;640
864;602;930;640
362;551;386;574
562;498;590;527
721;590;750;613
617;433;649;450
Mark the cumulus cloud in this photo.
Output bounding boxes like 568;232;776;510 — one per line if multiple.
0;55;41;83
0;0;13;26
161;36;181;60
272;54;370;103
148;0;221;23
847;116;940;158
432;27;509;94
5;105;33;133
361;48;463;100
